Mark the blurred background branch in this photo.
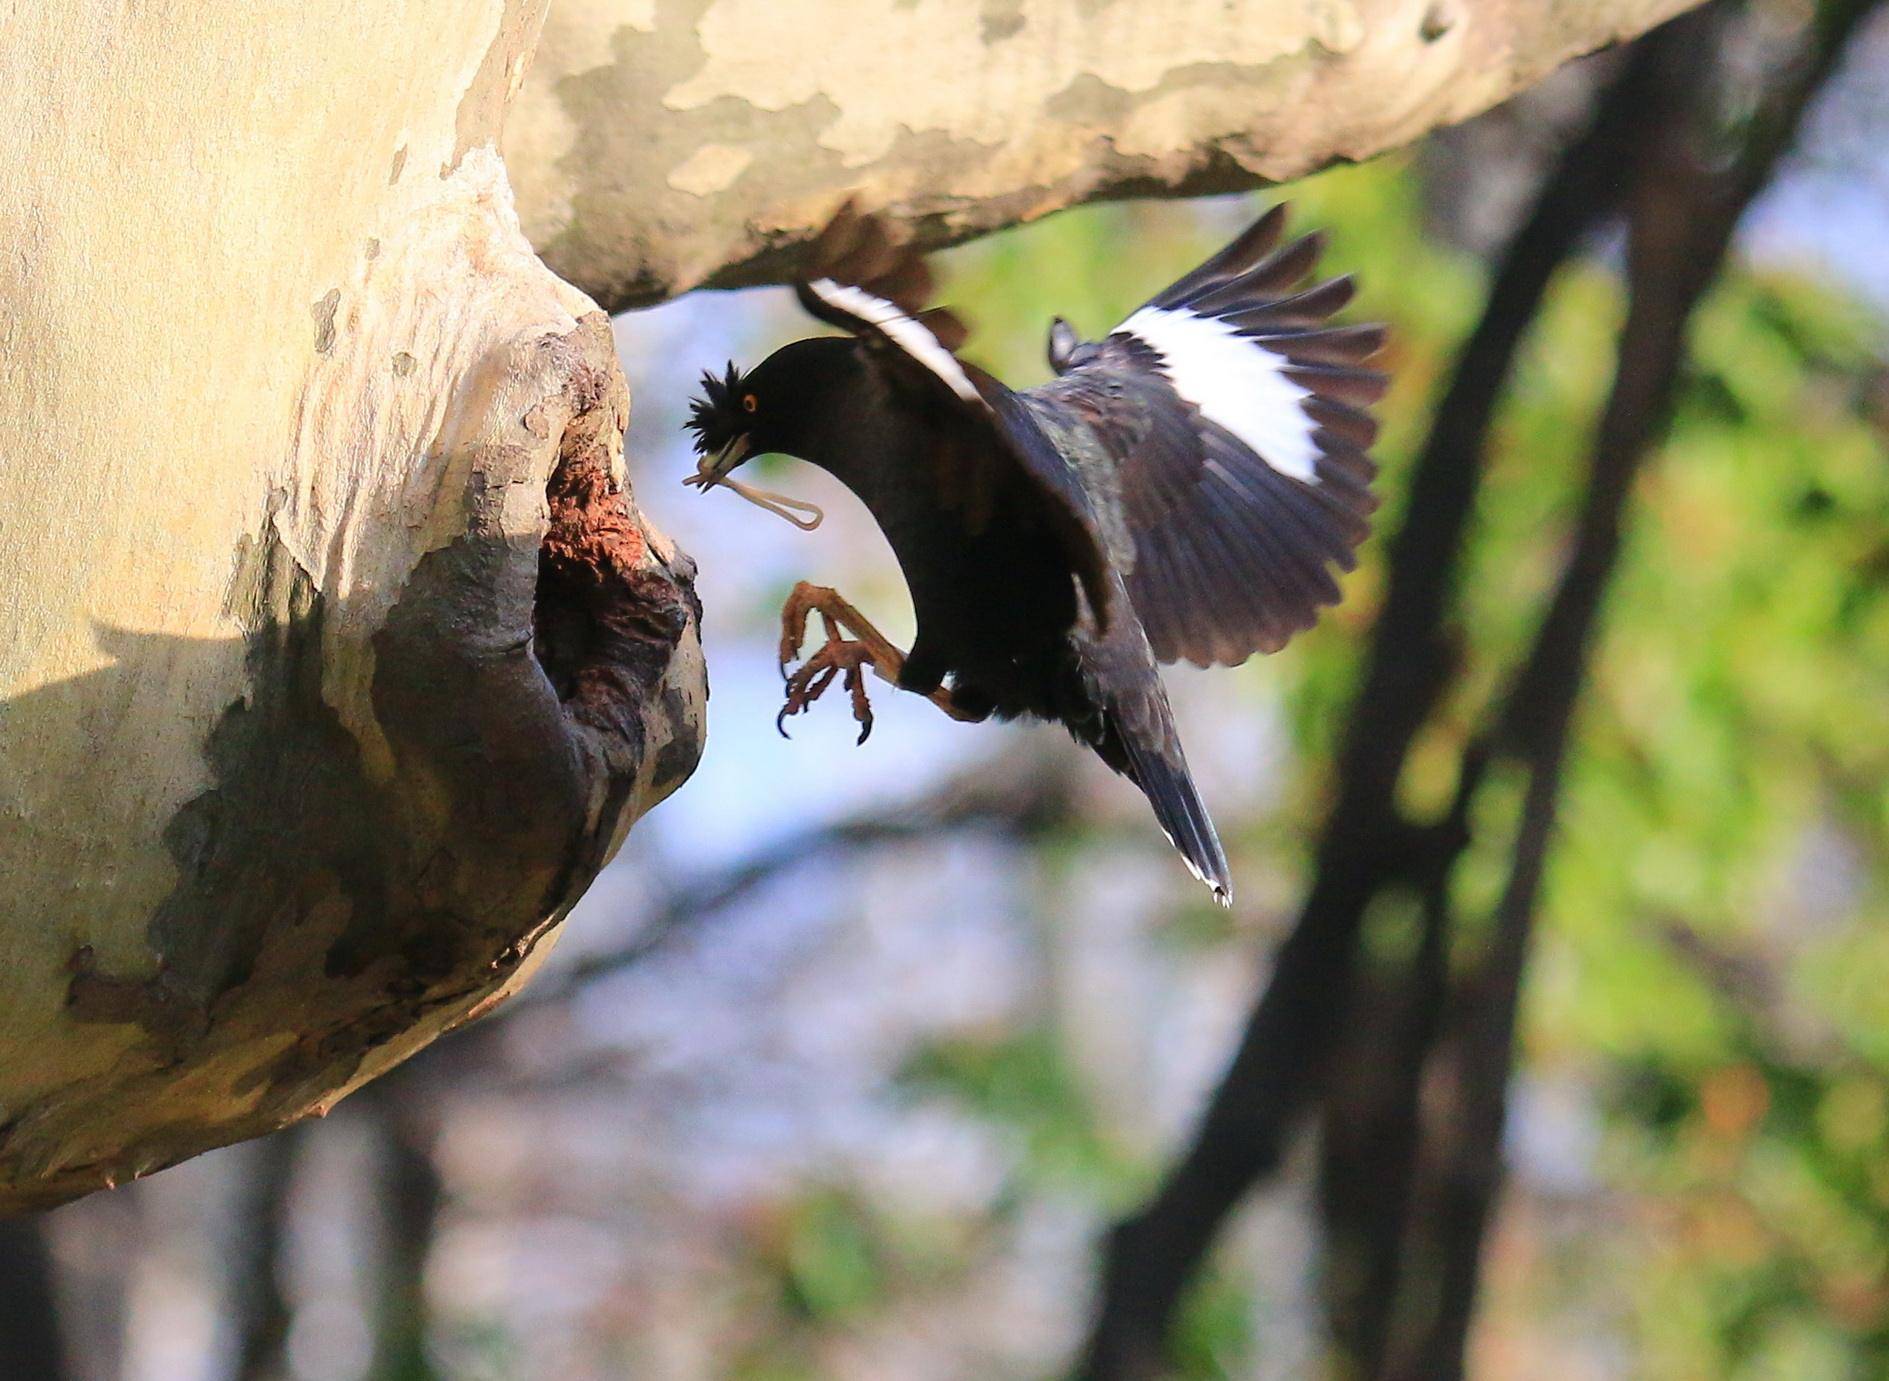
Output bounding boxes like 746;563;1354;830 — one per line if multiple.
229;1131;300;1381
0;1218;68;1381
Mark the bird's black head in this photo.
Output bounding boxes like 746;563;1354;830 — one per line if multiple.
681;348;837;529
684;355;806;489
684;361;757;482
683;339;853;491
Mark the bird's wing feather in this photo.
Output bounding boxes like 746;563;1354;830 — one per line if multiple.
1020;205;1386;667
793;203;1115;626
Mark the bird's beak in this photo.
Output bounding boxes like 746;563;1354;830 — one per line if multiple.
684;434;751;491
680;435;825;531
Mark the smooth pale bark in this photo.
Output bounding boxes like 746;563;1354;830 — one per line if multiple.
509;0;1707;310
0;1;704;1214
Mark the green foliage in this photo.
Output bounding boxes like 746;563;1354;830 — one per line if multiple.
728;1185;963;1380
772;1186;889;1323
899;1027;1137;1197
1170;1262;1259;1380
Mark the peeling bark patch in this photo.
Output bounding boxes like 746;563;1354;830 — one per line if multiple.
64;948;205;1060
389;144;408;183
666;143;753;197
73;535;394;1050
160;553;389;1008
311;289;342;354
651;686;705;794
452;0;538;171
534;432;691;744
981;0;1025;42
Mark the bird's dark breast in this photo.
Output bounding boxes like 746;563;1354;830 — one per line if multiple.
806;404;1086;719
901;511;1084;720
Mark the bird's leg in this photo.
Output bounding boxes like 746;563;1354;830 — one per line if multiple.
776;585;890;744
776;582;982;742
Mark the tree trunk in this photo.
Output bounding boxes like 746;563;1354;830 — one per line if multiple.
0;1;705;1215
0;0;1709;1215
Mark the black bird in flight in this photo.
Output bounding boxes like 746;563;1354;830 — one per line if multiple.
685;203;1385;905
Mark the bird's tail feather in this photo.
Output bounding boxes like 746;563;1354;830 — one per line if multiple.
1118;729;1232;908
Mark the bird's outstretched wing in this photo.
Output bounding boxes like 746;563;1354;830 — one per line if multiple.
1019;205;1386;667
793;203;1114;627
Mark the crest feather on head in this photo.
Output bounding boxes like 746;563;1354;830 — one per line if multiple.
685;362;746;449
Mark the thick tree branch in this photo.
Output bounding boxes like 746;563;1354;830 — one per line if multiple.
508;0;1712;310
0;0;1728;1217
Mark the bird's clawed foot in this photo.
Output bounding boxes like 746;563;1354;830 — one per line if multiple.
777;582;896;744
778;634;879;744
776;580;983;737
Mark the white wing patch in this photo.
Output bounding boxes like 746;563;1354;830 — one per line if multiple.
806;278;984;406
1115;306;1320;484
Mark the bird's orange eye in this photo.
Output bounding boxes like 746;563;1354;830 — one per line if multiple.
742;393;758;413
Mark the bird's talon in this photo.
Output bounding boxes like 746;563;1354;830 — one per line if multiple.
776;635;879;744
845;662;875;744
